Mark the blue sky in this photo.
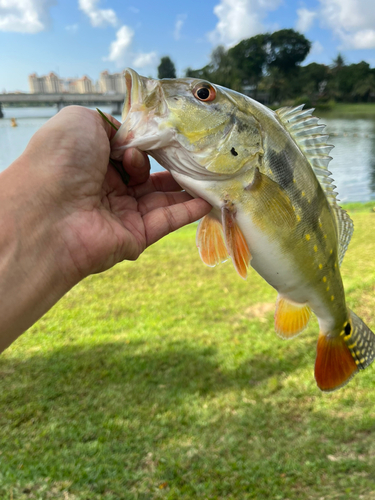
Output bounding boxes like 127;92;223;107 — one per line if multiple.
1;0;375;92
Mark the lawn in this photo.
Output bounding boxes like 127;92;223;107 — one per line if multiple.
1;203;375;500
314;103;375;118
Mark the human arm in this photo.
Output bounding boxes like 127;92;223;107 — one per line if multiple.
0;106;211;352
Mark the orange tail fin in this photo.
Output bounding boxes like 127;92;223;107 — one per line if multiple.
315;309;375;391
315;334;358;391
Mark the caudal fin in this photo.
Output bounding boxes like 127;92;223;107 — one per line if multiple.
315;309;375;392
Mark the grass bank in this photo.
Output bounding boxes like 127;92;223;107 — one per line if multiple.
1;203;375;500
313;103;375;118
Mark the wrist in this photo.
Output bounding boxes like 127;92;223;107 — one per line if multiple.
0;155;79;351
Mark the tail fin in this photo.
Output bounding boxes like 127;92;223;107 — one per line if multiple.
315;310;375;392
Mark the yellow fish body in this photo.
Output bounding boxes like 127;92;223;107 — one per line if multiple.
111;69;375;391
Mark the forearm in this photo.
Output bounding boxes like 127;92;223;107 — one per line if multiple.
0;157;77;352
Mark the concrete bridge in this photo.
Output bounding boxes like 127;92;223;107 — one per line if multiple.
0;93;125;117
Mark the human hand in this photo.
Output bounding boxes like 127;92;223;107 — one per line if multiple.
21;106;211;279
0;106;211;350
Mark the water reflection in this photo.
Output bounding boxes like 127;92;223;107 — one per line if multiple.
323;117;375;202
370;127;375;197
1;107;375;202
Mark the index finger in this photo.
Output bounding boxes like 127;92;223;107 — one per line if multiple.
95;109;121;141
127;171;184;198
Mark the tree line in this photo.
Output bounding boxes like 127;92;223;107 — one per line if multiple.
157;29;375;105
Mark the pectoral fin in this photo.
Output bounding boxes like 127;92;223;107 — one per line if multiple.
221;205;251;279
196;213;228;267
275;295;311;338
246;168;296;228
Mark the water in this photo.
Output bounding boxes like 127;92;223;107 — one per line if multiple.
1;106;375;202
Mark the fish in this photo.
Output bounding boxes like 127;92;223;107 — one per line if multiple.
110;68;375;392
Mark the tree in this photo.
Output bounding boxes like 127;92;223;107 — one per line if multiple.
228;34;268;89
298;63;330;97
332;54;345;71
185;46;241;90
330;61;372;101
352;74;375;102
158;57;176;79
267;29;311;74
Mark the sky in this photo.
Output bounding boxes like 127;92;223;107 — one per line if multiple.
1;0;375;92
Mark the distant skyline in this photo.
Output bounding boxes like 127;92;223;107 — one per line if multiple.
1;0;375;92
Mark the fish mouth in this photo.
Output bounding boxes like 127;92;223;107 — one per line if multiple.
110;69;174;160
121;68;141;120
121;68;163;119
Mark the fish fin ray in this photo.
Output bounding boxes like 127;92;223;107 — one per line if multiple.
315;309;375;391
274;296;311;339
334;207;354;266
221;206;251;279
315;333;358;392
196;213;228;267
275;105;353;264
345;309;375;370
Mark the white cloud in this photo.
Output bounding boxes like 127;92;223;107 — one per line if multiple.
311;40;324;55
208;0;282;46
128;6;139;14
132;51;157;68
0;0;56;33
104;25;134;65
296;8;317;33
319;0;375;49
65;23;78;33
79;0;118;27
174;14;186;41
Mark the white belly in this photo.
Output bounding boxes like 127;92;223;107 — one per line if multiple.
170;170;306;299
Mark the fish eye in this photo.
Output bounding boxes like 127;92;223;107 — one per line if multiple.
193;83;216;102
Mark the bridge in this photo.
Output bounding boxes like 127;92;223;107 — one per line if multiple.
0;93;126;117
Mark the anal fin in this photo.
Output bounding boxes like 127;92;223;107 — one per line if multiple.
315;333;358;392
222;205;251;279
275;295;311;338
196;213;228;267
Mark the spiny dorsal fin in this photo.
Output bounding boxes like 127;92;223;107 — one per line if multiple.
276;105;353;265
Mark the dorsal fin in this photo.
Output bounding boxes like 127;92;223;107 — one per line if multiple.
276;105;353;265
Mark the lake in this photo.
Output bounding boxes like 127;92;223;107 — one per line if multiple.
1;106;375;202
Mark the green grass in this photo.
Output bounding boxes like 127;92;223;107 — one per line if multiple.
314;103;375;118
1;202;375;500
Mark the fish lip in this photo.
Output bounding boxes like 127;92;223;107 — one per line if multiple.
122;68;141;120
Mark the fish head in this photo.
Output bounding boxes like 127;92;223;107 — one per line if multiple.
110;69;264;177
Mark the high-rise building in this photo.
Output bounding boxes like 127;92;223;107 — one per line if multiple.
28;73;46;93
28;72;61;93
45;72;61;93
76;75;94;94
99;70;126;93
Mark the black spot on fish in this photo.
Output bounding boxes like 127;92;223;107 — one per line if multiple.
210;104;223;113
266;148;294;190
231;147;238;156
344;323;352;337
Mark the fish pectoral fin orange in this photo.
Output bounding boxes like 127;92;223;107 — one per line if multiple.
315;310;375;391
274;296;311;338
221;205;251;279
196;213;229;267
246;168;296;228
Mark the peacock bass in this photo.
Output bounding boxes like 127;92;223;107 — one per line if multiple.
110;68;375;392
